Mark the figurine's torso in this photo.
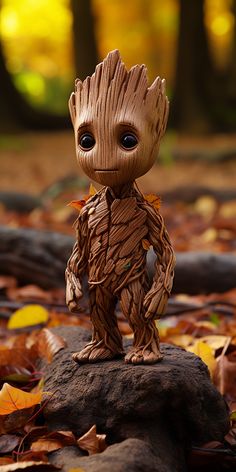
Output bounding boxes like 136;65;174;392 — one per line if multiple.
78;186;149;294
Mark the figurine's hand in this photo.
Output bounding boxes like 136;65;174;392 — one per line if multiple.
66;270;83;313
143;290;168;320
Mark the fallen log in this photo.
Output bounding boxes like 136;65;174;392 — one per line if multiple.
0;225;235;294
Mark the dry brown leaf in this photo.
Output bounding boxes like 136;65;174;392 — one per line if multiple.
0;348;35;369
37;329;67;363
0;365;32;384
31;438;64;453
17;451;49;463
47;431;75;445
7;285;52;303
0;407;36;435
77;425;107;455
225;427;236;446
214;353;236;398
0;383;42;415
0;458;15;465
0;276;17;290
0;434;20;453
23;426;48;442
31;431;75;452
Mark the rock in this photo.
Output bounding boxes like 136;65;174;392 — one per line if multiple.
42;327;229;472
50;439;170;472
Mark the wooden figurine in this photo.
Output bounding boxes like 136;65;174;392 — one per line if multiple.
66;50;175;364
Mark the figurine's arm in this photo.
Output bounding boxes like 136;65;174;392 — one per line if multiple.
143;203;175;319
65;214;88;312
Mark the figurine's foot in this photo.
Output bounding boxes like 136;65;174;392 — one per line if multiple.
125;347;163;365
72;341;124;363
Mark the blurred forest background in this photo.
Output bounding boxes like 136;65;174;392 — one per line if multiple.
0;0;236;193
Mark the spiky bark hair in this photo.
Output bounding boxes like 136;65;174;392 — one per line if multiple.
69;49;169;139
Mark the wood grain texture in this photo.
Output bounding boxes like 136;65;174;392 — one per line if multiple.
66;50;175;364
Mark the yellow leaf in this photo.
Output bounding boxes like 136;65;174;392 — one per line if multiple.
142;239;151;251
187;341;217;377
200;335;231;352
69;469;86;472
230;411;236;421
145;193;161;210
167;334;194;348
0;383;42;415
89;183;97;196
8;305;49;329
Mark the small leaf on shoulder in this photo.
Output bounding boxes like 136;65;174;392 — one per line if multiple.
67;200;86;212
144;193;161;210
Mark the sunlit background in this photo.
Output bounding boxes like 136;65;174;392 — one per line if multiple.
0;0;235;115
0;0;235;195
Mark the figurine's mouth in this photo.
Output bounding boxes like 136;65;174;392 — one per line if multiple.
95;169;118;173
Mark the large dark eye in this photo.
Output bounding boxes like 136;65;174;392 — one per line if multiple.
79;133;95;150
120;133;138;150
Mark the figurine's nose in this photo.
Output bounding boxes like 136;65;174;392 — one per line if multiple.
95;130;118;170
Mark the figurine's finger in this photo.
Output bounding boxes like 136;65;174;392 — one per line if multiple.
74;287;83;300
68;300;80;313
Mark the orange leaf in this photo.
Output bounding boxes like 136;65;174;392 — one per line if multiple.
67;183;97;212
145;193;161;210
67;200;86;212
142;239;151;251
37;329;67;363
0;383;42;415
77;425;107;455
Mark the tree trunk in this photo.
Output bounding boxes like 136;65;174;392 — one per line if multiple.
71;0;99;80
227;0;236;102
170;0;215;133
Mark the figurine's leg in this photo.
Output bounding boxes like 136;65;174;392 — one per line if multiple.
72;285;124;363
120;278;163;364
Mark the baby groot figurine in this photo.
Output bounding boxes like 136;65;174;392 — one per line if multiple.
66;50;175;365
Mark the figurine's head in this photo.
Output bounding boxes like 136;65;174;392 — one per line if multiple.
69;50;169;187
